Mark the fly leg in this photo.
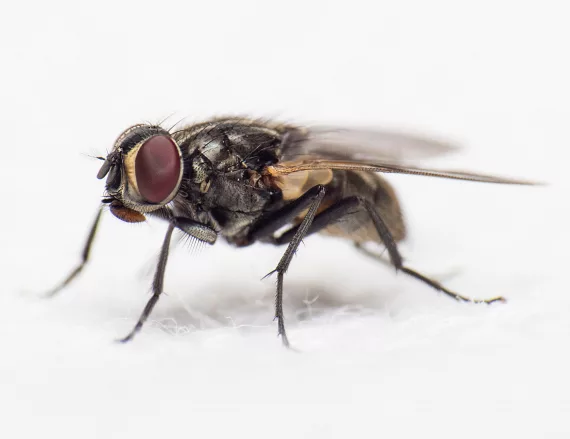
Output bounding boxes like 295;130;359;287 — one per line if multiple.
248;185;328;243
118;223;175;343
276;196;505;304
46;206;104;297
250;185;327;347
119;219;217;343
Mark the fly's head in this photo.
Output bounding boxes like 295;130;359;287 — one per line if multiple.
97;124;184;223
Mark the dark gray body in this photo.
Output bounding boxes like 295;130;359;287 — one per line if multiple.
169;118;406;246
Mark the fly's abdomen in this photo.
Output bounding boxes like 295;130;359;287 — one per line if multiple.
319;170;406;244
270;168;406;244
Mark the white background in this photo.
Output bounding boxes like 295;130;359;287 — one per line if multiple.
1;1;568;438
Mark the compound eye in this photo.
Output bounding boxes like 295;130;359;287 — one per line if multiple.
135;135;181;203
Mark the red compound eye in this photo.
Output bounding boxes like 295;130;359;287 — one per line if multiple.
135;135;181;203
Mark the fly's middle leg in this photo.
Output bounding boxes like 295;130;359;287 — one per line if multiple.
250;185;327;348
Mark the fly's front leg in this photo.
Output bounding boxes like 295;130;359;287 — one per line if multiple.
252;185;327;347
119;218;217;343
46;206;104;297
118;223;175;343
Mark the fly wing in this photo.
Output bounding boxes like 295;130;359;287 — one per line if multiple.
266;159;539;185
281;126;459;163
277;127;539;185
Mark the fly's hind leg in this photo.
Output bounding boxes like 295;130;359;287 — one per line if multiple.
353;243;501;303
275;196;505;305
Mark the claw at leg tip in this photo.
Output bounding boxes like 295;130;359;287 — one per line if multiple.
116;333;135;344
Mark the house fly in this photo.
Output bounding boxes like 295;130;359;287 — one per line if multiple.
46;117;537;347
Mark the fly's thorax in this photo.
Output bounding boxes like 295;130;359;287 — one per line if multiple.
187;152;214;194
97;124;184;221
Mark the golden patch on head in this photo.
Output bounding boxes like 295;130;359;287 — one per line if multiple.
110;201;146;223
123;143;144;195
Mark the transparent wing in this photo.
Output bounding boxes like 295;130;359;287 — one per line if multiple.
266;159;539;185
276;126;540;185
282;126;459;163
